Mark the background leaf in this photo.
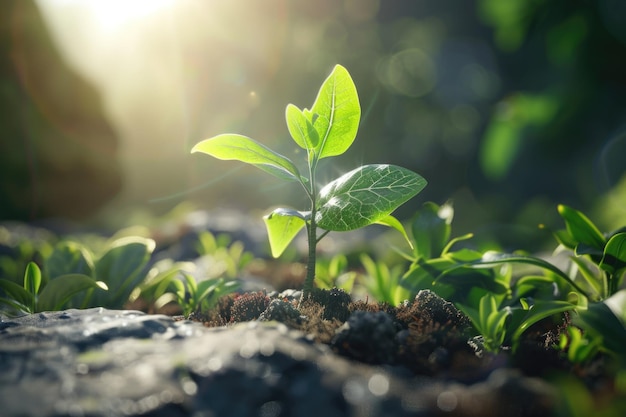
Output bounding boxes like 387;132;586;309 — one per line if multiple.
410;201;453;259
558;204;606;251
316;164;426;231
45;241;94;279
192;134;302;182
37;275;106;312
600;232;626;274
92;237;155;308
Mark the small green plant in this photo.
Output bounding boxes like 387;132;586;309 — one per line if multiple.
314;253;357;293
194;231;254;279
153;272;239;318
0;236;159;315
359;253;410;306
0;262;106;315
192;65;426;300
400;201;577;353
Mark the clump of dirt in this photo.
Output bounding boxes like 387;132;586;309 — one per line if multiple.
187;287;579;385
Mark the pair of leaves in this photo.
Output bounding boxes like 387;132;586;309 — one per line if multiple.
286;64;361;161
191;64;361;184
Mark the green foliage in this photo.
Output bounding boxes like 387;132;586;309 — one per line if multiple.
440;204;626;359
359;254;409;306
0;262;106;315
137;231;247;316
152;271;239;318
194;231;254;279
400;201;581;353
479;93;558;180
314;254;356;293
192;65;426;299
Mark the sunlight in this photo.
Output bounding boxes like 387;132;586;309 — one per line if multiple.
85;0;177;32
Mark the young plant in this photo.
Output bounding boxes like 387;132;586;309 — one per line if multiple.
315;253;357;293
192;65;427;300
0;262;106;315
152;272;239;318
359;253;410;306
400;201;576;353
458;204;626;357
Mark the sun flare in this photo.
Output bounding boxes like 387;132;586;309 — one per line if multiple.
85;0;177;32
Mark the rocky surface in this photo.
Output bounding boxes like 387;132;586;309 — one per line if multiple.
0;308;557;417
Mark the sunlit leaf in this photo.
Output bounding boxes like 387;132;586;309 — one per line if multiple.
558;204;606;251
316;164;426;231
309;64;361;160
37;275;106;312
286;104;319;151
192;134;302;182
23;262;41;296
374;214;413;249
600;232;626;274
474;251;592;300
263;208;307;258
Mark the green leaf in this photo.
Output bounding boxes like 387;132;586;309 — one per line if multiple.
263;208;307;258
553;229;577;250
569;256;603;299
475;251;592;300
37;274;107;312
374;215;413;250
92;237;155;308
286;104;319;151
23;262;42;296
309;64;361;160
600;232;626;274
0;279;34;313
410;201;453;259
316;164;427;232
575;292;626;357
192;134;302;183
557;205;606;251
604;289;626;326
45;241;94;279
510;300;576;343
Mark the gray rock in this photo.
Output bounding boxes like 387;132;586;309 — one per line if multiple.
0;308;556;417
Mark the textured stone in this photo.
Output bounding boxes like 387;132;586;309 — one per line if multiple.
0;308;556;417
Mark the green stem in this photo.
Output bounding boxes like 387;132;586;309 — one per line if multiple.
302;218;317;302
301;155;318;303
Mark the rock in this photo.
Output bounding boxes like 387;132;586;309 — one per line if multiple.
0;308;556;417
331;311;398;365
259;299;305;326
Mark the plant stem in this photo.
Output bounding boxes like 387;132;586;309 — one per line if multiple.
302;218;317;302
301;155;318;303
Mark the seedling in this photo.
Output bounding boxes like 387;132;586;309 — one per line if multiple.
192;65;426;300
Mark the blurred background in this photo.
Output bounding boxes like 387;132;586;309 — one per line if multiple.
1;0;625;250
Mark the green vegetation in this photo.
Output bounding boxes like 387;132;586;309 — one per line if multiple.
191;65;426;301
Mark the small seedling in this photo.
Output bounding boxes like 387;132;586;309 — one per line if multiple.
192;65;426;300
